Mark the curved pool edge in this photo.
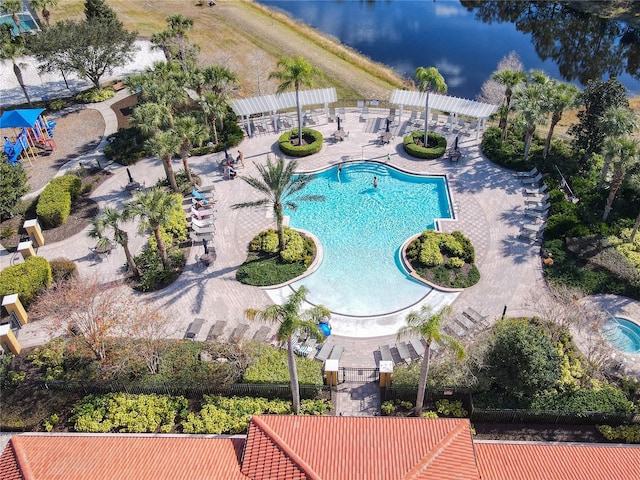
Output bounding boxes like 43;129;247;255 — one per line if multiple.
600;316;640;354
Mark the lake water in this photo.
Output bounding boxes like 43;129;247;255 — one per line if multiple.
260;0;639;99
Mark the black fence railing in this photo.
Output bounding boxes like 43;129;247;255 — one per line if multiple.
38;380;329;401
470;407;640;426
339;367;379;384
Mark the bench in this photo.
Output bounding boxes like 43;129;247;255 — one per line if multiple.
185;318;205;340
112;82;125;92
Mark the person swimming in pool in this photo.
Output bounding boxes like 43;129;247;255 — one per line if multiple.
373;176;378;188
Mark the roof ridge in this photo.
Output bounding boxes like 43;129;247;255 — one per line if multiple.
403;420;474;480
11;437;32;480
250;416;323;480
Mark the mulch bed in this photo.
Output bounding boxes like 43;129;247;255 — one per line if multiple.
110;94;139;130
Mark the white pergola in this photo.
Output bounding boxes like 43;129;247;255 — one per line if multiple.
390;89;499;138
231;88;338;136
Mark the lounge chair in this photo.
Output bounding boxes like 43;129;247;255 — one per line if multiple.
396;342;412;363
195;183;216;193
230;324;249;343
525;193;550;206
185;318;205;340
329;345;344;360
523;222;546;234
253;326;271;342
522;173;543;185
379;345;393;363
410;338;425;357
190;206;215;218
294;343;312;357
192;189;213;200
192;223;215;235
519;229;542;244
525;184;548;196
315;343;333;362
516;167;538;178
526;203;550;213
192;216;214;228
360;106;369;121
328;107;336;122
408;110;418;124
190;231;214;242
207;321;227;341
525;209;547;221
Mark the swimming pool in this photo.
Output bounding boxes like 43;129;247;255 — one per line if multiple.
286;162;452;316
0;12;40;36
600;317;640;354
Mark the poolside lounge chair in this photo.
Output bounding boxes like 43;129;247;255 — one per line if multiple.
191;216;214;228
522;173;543;185
519;229;542;244
195;183;216;193
360;106;369;121
206;321;227;341
379;345;393;363
410;338;425;358
525;184;548;196
315;343;333;362
523;222;546;234
192;189;213;200
253;326;271;342
230;324;249;343
185;318;205;340
189;231;214;242
525;209;548;221
516;167;538;178
190;206;215;218
525;193;550;206
192;224;215;235
526;203;550;213
396;342;412;363
329;345;344;360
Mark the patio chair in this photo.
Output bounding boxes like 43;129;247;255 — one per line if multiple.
526;202;551;213
516;167;538;178
206;321;227;341
253;325;271;342
396;342;412;363
315;343;333;362
338;107;346;118
525;193;550;206
360;106;369;121
522;173;543;185
192;216;214;228
230;324;249;343
525;184;548;196
185;318;205;340
408;110;417;124
328;107;336;122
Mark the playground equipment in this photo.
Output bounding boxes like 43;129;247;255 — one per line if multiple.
1;109;56;166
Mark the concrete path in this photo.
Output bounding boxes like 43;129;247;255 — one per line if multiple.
4;101;550;369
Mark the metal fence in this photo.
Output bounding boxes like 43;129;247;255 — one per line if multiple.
339;367;379;384
38;380;329;400
470;407;640;426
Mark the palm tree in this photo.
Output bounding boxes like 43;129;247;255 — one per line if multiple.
232;157;324;252
492;69;527;141
174;115;209;183
145;131;181;193
201;65;237;96
150;29;174;61
542;81;581;158
1;0;24;37
31;0;58;28
602;136;640;221
513;82;547;162
245;286;330;414
415;66;447;146
0;38;32;106
269;56;319;146
130;102;174;137
397;306;465;415
199;92;227;145
597;106;637;189
125;188;177;269
88;207;141;277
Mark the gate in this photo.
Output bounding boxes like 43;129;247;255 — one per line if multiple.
339;367;379;384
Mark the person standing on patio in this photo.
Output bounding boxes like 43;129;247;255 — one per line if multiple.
237;150;245;168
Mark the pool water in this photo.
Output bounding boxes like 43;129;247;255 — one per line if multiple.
286;162;452;316
0;13;39;36
600;317;640;354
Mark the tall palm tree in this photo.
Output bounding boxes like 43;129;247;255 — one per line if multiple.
150;29;174;61
232;157;324;252
0;38;32;106
245;286;330;414
174;115;209;183
88;207;141;277
397;306;465;415
602;136;640;221
597;106;637;189
125;188;177;269
415;66;447;146
269;56;319;146
1;0;24;37
31;0;58;28
199;92;227;145
514;82;547;162
130;102;174;137
542;81;581;158
492;69;527;141
145;131;181;193
201;64;237;96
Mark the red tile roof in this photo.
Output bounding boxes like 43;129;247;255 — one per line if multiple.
475;441;640;480
241;416;480;479
2;434;248;480
0;441;22;480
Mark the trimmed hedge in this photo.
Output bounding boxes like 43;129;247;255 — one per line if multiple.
403;131;447;159
0;256;52;306
278;128;323;157
36;175;82;228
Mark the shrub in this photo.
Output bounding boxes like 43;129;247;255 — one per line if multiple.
243;346;323;386
280;228;305;263
278;128;323;157
104;127;147;165
0;353;24;390
49;258;78;282
249;229;279;253
419;238;444;266
447;257;465;268
421;411;439;419
76;87;115;104
134;248;186;292
47;99;66;111
0;158;29;221
598;424;640;443
439;235;464;257
435;399;468;418
403;131;447;159
36;175;82;227
380;401;396;415
27;337;67;381
0;256;52;306
71;393;188;433
531;385;634;414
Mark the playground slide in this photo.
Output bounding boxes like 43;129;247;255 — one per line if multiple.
3;136;24;166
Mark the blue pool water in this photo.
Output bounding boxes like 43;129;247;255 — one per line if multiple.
286;162;452;316
601;317;640;354
0;13;39;36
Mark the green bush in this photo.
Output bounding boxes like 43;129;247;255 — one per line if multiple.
419;237;444;266
403;131;447;159
36;175;82;227
447;257;465;268
439;235;464;257
104;127;147;165
71;393;188;433
47;99;66;111
435;399;468;418
278;128;323;157
134;248;186;292
598;424;640;443
249;229;279;253
0;256;52;306
280;228;305;263
531;385;634;414
243;347;323;386
76;87;115;104
0;353;25;390
27;337;67;381
380;400;396;416
451;231;475;263
0;158;29;221
49;258;78;282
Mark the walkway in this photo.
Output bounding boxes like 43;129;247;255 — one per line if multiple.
3;99;548;371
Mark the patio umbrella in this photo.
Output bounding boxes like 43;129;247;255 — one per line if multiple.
337;116;341;131
385;118;390;132
126;168;134;183
454;136;459;151
319;323;331;337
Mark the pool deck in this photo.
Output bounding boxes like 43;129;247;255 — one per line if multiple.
6;92;634;374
